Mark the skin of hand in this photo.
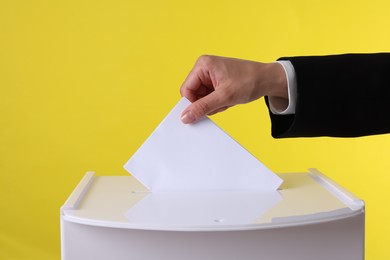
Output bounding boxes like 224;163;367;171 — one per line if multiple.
180;55;288;124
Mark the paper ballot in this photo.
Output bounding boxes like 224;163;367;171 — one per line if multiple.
124;97;282;192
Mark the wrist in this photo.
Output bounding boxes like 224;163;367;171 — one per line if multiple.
264;62;288;99
268;60;297;115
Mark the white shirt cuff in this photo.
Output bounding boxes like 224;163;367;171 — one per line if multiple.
268;60;297;115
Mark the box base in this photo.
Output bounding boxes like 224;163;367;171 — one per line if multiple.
61;213;364;260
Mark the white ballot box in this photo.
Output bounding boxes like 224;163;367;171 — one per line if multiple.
60;169;364;260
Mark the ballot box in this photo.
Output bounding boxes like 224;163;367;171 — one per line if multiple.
60;168;364;260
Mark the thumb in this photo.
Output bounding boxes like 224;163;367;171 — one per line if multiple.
181;92;223;124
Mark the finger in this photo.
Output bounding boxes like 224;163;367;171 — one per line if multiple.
180;63;213;103
208;106;230;115
180;71;200;102
180;57;214;102
181;91;224;124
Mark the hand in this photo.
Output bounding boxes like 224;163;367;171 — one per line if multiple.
180;55;288;124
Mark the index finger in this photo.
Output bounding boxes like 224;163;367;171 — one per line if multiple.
180;68;203;103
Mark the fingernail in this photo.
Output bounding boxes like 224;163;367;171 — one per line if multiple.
181;111;195;124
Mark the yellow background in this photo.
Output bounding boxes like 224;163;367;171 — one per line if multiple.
1;0;389;259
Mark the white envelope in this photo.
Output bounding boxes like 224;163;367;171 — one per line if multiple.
124;97;282;192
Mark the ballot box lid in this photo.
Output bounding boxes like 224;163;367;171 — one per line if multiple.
61;169;364;231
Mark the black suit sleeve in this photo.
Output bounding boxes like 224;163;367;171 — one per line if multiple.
265;53;390;138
